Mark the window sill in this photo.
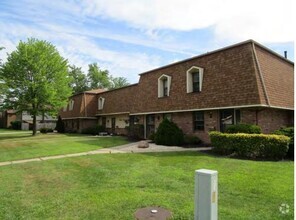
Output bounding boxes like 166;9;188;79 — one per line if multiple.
158;96;169;99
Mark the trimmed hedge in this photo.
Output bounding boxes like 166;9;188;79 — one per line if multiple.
184;135;201;145
81;125;105;135
274;127;294;159
225;123;261;134
210;131;289;160
155;118;184;146
40;128;54;133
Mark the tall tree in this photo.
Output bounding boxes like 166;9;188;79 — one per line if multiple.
87;63;111;89
68;65;89;94
0;47;6;109
110;76;130;89
0;38;72;135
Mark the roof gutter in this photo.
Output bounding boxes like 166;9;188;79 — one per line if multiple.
251;42;270;106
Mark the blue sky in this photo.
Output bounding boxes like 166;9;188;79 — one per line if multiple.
0;0;294;83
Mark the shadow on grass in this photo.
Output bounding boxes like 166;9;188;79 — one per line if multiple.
75;136;131;148
139;149;214;158
0;134;33;141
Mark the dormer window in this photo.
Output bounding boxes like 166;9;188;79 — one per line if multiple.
69;100;74;111
158;74;171;98
187;66;204;93
163;78;168;96
98;97;105;110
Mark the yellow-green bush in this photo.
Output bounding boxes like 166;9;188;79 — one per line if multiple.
209;131;290;160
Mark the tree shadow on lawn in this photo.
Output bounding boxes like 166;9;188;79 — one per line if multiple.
0;134;33;141
75;137;131;148
141;149;213;158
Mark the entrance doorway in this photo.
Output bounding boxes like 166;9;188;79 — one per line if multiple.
111;117;116;133
146;114;155;138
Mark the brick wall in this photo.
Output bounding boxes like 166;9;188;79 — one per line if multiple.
132;43;264;114
241;108;293;133
171;110;219;143
59;93;98;119
98;84;138;115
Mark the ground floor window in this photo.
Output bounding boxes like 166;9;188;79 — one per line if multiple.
163;113;172;121
193;111;204;131
220;109;241;132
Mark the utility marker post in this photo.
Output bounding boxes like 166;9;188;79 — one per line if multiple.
194;169;218;220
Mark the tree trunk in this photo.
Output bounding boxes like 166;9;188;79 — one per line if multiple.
32;114;37;136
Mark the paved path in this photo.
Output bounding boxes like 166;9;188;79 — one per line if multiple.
0;141;211;167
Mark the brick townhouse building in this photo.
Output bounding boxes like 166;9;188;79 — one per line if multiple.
59;40;294;143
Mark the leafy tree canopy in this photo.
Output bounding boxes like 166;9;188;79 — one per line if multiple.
0;38;72;135
110;76;130;89
87;63;111;89
68;65;89;94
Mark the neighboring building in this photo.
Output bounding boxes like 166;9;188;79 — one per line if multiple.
59;40;294;143
0;110;57;130
0;110;17;128
19;111;57;130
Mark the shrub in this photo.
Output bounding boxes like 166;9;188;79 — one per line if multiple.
274;127;294;159
209;131;289;160
155;118;184;146
55;116;65;133
149;132;155;142
126;124;144;140
40;128;54;134
10;121;21;130
81;125;105;135
184;135;201;145
225;123;261;134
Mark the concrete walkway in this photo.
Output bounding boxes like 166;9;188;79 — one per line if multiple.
0;141;211;167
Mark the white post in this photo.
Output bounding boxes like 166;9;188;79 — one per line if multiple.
194;169;218;220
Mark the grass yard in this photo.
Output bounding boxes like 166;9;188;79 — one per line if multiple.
0;129;31;133
0;152;293;219
0;131;129;162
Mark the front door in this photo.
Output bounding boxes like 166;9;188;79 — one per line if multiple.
146;114;155;138
102;117;106;129
111;118;116;134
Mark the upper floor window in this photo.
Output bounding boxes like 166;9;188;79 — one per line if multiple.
158;74;171;98
98;97;105;110
187;66;204;93
69;100;74;111
63;105;67;112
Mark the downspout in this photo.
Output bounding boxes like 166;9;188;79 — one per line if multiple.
251;42;270;106
84;92;87;117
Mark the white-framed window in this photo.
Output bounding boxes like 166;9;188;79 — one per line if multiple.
63;105;67;112
186;66;204;93
158;74;172;98
69;100;74;111
98;97;105;110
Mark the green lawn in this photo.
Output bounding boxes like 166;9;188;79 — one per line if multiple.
0;152;293;219
0;129;31;133
0;132;129;162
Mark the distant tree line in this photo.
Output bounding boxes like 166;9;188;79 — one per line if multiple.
69;63;130;94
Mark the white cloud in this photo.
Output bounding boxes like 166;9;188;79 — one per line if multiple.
81;0;295;43
0;22;161;83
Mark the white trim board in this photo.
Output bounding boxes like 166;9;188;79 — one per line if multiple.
129;104;274;115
